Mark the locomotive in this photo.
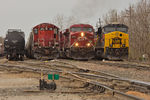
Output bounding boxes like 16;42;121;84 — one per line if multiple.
61;24;95;60
4;29;25;60
95;23;129;60
0;37;4;56
26;23;60;60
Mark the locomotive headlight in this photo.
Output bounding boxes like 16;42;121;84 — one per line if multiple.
81;32;85;37
5;45;10;48
87;43;91;47
122;44;126;47
5;39;8;42
75;43;79;47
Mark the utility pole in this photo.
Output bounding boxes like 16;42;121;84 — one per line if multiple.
95;18;103;31
95;22;99;31
129;6;132;27
116;11;118;22
98;18;102;27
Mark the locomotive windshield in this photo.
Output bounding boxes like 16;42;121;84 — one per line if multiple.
104;24;128;33
104;27;116;33
33;27;54;34
71;27;81;32
7;31;25;38
116;27;128;33
82;27;93;32
39;27;53;31
70;27;93;32
33;29;38;34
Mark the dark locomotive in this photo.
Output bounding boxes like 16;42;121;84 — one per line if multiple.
4;29;25;60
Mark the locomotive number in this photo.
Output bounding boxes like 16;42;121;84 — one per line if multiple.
78;37;86;41
112;38;122;44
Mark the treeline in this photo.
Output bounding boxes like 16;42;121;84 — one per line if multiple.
103;0;150;62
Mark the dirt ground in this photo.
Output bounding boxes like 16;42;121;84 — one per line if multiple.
0;70;121;100
59;59;150;82
0;58;150;100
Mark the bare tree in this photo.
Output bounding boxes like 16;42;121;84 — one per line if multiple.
53;14;79;30
66;16;79;28
53;14;65;31
103;9;118;25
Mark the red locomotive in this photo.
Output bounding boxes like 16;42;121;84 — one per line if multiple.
61;24;95;60
26;23;60;59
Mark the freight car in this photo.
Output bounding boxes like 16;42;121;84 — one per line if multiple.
61;24;95;60
0;37;4;56
95;23;129;60
26;23;60;60
4;29;25;60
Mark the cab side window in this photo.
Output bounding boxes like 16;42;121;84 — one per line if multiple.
49;28;53;31
54;28;58;34
40;27;44;31
34;29;38;34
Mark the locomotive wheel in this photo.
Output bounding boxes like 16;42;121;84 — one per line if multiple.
8;57;12;61
34;53;42;60
52;52;59;59
6;55;8;59
20;56;24;61
7;55;12;61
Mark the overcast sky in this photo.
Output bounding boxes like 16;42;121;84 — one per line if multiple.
0;0;140;39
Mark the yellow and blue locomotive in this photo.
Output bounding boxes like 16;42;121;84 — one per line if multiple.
96;23;129;60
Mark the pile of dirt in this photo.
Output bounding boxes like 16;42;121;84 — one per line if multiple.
126;91;150;100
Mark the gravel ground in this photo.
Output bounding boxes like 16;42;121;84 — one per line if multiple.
0;66;120;100
59;59;150;82
0;58;150;100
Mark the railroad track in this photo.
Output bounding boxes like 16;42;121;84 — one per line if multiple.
0;60;150;100
14;59;150;71
88;60;150;71
4;60;150;90
3;60;150;92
